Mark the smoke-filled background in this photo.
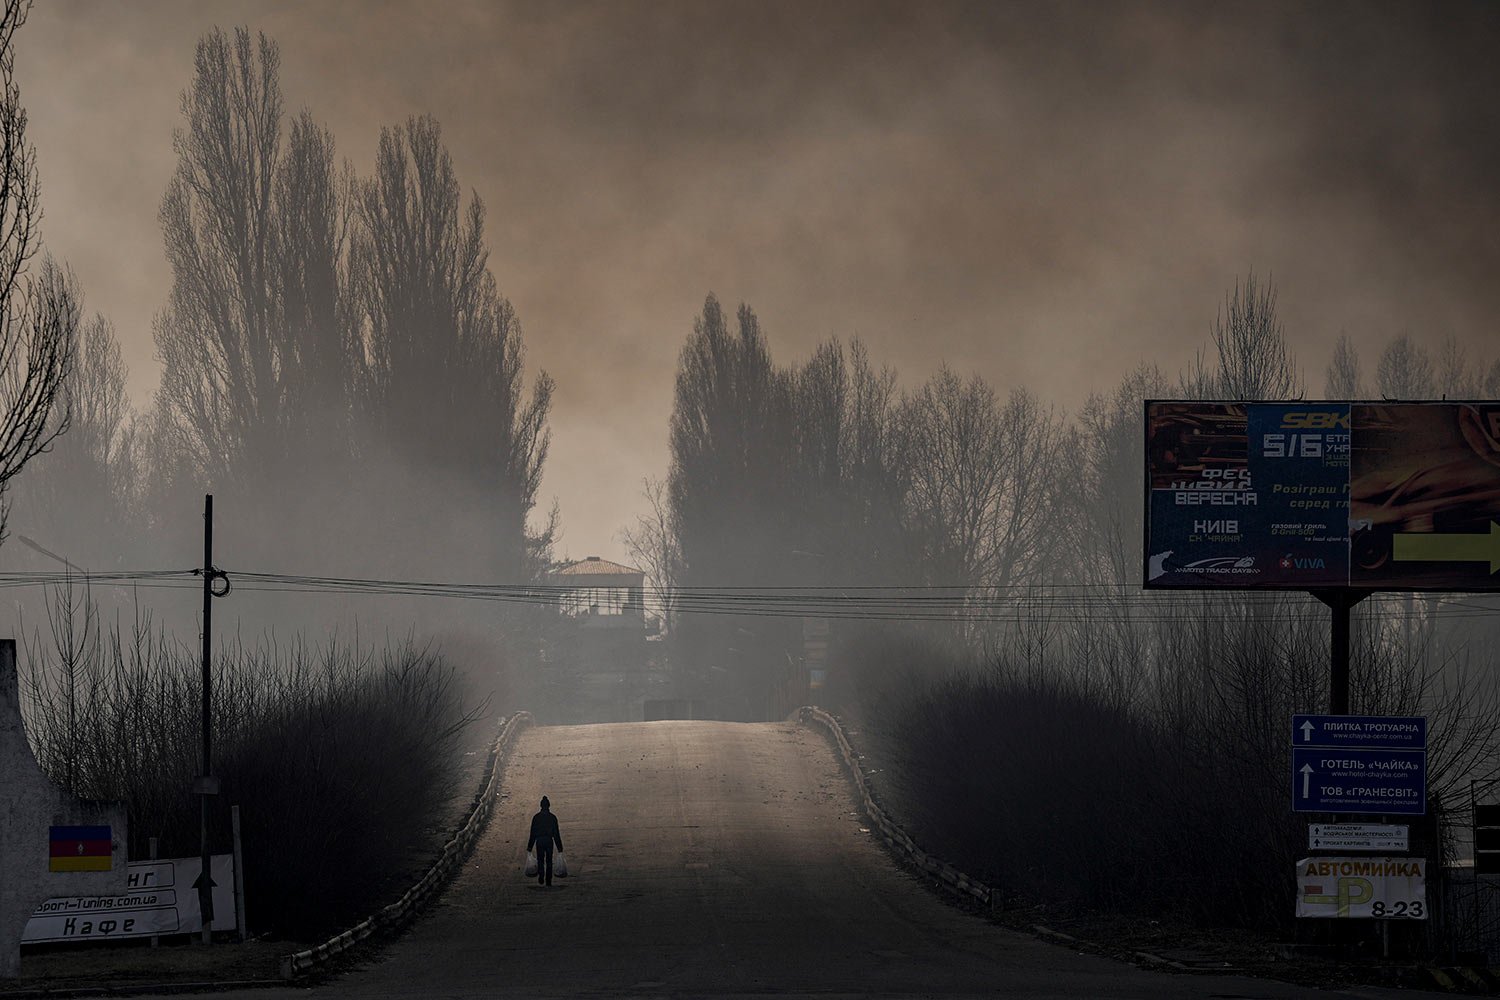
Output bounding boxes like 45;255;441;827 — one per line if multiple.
16;0;1500;560
2;0;1499;947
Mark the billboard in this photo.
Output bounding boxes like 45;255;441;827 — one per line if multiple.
1145;401;1500;590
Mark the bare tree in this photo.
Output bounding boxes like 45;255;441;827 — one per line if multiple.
666;295;801;717
1376;333;1435;399
785;339;909;585
619;477;679;633
0;258;77;542
154;28;357;500
154;28;285;488
272;110;357;468
1324;331;1362;398
10;312;135;560
355;114;553;579
897;370;1064;601
1436;334;1480;398
0;1;77;543
1192;273;1301;400
898;368;1005;590
668;294;787;587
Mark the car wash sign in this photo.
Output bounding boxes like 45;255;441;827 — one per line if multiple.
1291;715;1426;815
1143;401;1500;591
1297;856;1427;919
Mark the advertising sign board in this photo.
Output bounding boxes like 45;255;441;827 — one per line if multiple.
1290;714;1427;815
1296;856;1426;919
1293;714;1426;751
1292;747;1426;814
23;854;235;944
1309;824;1409;853
1144;401;1500;590
1350;403;1500;589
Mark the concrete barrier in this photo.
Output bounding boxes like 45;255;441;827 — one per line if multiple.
279;711;534;979
0;639;128;978
797;706;994;909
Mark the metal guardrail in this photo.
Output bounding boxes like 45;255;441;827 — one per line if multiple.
279;711;534;979
798;706;994;908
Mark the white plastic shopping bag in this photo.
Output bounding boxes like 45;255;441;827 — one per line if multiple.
524;850;538;878
554;851;569;878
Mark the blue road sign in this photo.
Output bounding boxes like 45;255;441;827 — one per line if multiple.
1291;747;1427;815
1292;715;1426;750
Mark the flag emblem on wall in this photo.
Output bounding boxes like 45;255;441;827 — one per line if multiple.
49;825;112;872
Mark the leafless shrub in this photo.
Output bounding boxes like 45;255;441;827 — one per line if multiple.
20;583;480;938
865;591;1500;931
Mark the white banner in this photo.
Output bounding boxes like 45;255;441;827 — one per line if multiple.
1296;856;1426;919
24;854;236;943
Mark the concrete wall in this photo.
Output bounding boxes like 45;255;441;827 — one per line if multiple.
0;639;127;977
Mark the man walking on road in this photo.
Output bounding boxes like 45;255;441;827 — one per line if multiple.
528;796;564;887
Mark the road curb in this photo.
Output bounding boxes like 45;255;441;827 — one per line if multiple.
0;977;283;999
278;711;534;980
796;706;994;909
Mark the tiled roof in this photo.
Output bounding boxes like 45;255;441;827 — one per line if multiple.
551;556;644;578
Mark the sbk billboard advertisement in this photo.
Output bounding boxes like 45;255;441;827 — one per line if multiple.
1144;401;1500;591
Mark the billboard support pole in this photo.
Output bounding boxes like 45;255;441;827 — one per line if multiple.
1312;589;1368;715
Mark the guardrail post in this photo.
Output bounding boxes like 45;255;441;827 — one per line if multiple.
797;705;994;910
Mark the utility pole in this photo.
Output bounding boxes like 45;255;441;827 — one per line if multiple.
196;494;221;943
199;495;215;942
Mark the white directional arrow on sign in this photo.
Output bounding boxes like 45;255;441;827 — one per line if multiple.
1300;721;1315;742
1300;763;1313;798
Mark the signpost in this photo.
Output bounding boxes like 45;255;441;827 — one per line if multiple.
1292;749;1426;815
1291;715;1427;815
1309;824;1409;853
1293;715;1425;750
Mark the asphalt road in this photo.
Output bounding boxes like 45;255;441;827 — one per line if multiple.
128;720;1451;999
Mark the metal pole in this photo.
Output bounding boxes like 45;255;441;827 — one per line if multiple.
1330;593;1351;715
203;494;213;777
200;494;214;943
1313;590;1366;715
232;804;247;941
149;836;159;949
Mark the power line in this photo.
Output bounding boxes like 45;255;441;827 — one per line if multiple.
0;567;1497;624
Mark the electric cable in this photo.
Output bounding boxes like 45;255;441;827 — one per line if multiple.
0;566;1496;624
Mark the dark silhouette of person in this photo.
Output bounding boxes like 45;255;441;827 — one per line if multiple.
527;795;564;886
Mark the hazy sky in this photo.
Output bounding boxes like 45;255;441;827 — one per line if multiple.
15;0;1500;564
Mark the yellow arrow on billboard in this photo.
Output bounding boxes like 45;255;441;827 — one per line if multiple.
1391;521;1500;574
